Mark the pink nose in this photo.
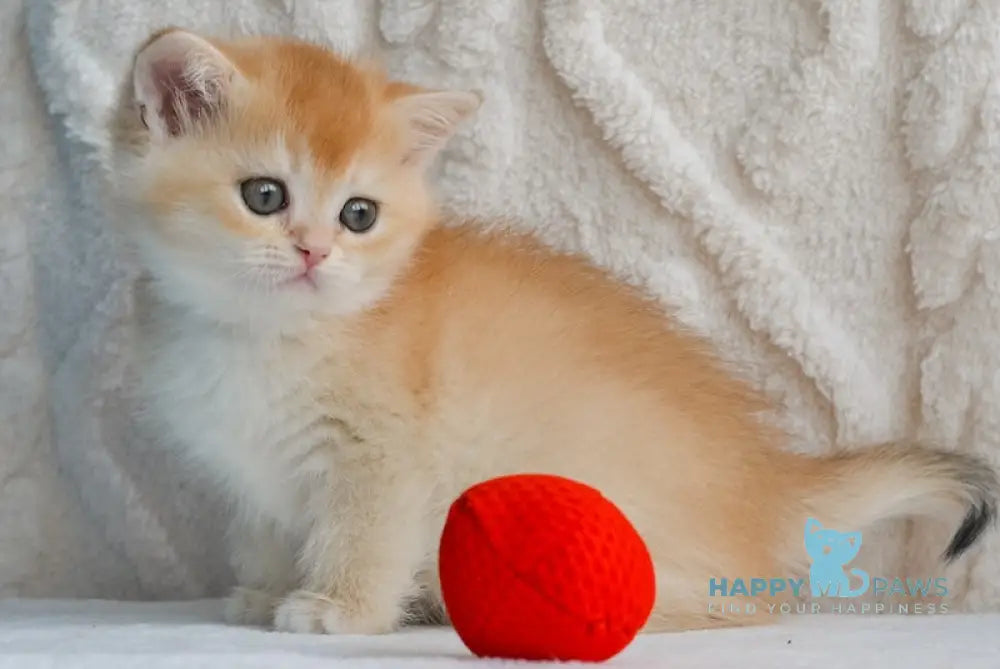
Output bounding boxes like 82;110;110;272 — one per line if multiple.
295;244;330;269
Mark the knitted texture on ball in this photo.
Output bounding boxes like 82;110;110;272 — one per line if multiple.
439;474;656;662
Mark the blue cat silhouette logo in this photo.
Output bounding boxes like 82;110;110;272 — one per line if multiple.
804;518;870;598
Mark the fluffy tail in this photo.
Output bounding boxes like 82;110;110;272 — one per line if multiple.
795;444;998;562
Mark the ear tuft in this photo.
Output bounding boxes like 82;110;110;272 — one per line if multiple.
132;29;237;139
392;89;482;166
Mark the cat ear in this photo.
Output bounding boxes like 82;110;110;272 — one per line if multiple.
390;89;482;167
132;29;239;140
805;517;823;533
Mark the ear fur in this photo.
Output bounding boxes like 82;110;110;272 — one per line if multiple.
390;89;482;166
132;29;239;139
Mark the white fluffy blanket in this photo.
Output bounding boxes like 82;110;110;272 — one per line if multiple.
2;600;999;668
5;0;1000;608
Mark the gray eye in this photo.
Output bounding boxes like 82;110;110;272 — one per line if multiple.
339;197;378;233
240;178;288;216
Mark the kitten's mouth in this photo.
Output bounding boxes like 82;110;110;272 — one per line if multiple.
283;272;319;290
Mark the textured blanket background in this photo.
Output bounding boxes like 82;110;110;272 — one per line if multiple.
4;0;1000;608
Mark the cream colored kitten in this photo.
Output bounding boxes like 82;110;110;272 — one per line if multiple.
111;29;997;635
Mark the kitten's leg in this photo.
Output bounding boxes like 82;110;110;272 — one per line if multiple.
224;515;299;626
273;445;427;635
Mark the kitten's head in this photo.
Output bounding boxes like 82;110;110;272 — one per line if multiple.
804;518;862;565
112;29;479;329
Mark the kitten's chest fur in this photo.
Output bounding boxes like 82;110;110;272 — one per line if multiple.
138;314;340;528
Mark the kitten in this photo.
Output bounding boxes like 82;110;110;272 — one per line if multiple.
110;29;997;634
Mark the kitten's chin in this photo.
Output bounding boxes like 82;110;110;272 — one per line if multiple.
147;267;390;334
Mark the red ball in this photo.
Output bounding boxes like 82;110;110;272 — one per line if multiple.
438;474;656;663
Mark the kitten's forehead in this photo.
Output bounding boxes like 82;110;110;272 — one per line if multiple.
222;38;384;175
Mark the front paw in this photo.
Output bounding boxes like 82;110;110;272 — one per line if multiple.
224;586;280;626
273;589;399;635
